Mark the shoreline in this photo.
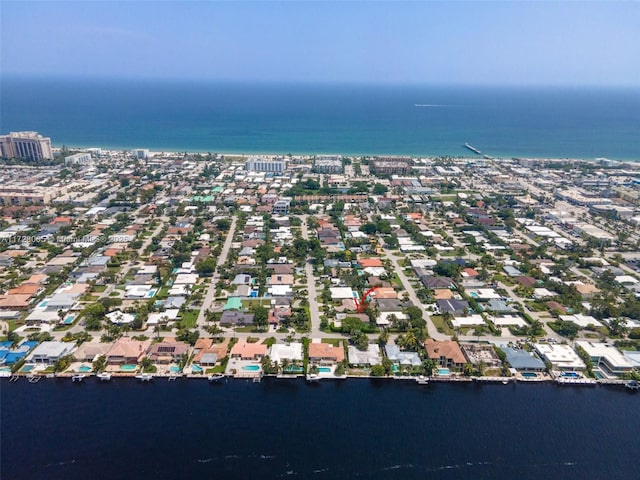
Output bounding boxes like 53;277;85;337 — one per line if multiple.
54;143;639;164
8;371;632;388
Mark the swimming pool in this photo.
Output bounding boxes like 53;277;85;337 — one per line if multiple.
169;366;182;373
242;365;261;371
191;364;203;373
561;371;580;378
120;364;137;371
437;368;451;376
21;365;34;372
318;367;332;373
146;289;157;298
37;301;49;308
521;372;537;378
77;365;92;373
64;316;75;325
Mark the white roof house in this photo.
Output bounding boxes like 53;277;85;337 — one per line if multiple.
147;309;180;325
330;287;355;300
269;343;303;364
559;314;602;328
268;285;293;296
451;314;485;328
348;344;382;366
106;310;136;325
534;343;586;370
575;341;633;376
491;315;528;327
376;311;407;327
27;341;75;364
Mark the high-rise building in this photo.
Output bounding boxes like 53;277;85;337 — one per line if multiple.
0;131;53;161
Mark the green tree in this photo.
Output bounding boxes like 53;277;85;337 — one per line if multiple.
372;183;388;195
252;305;269;330
196;257;216;276
92;355;107;373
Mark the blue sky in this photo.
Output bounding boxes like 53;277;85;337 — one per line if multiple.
2;1;639;85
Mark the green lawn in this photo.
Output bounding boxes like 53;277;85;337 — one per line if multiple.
430;315;455;336
206;365;226;374
92;285;108;293
180;310;199;329
321;338;343;347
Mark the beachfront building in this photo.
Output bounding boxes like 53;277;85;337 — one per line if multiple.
574;341;634;377
314;155;343;173
0;131;53;161
245;157;287;173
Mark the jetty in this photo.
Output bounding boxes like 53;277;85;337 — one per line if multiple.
463;142;494;160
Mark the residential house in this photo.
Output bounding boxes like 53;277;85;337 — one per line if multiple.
424;339;466;370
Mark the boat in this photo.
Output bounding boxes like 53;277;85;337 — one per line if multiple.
135;373;153;382
208;373;225;382
306;374;321;382
415;376;430;385
96;372;112;382
72;374;86;382
625;380;640;391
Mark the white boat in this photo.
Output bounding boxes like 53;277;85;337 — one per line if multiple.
72;374;86;382
135;373;153;382
306;374;321;382
625;380;640;391
416;376;430;385
96;372;112;381
208;373;225;382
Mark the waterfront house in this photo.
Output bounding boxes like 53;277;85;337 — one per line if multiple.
147;341;190;364
230;340;267;361
26;341;76;364
73;342;112;363
385;344;422;367
574;341;633;377
500;346;546;371
269;343;303;365
424;339;466;370
348;344;382;367
308;340;345;365
534;343;585;371
106;337;151;365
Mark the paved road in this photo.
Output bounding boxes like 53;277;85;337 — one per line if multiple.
196;216;237;330
300;215;323;336
381;247;449;341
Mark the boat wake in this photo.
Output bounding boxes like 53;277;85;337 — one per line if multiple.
45;459;76;468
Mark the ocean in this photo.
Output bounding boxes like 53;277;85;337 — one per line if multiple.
1;77;639;160
2;379;639;480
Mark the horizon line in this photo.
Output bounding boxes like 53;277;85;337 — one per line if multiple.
2;74;639;89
